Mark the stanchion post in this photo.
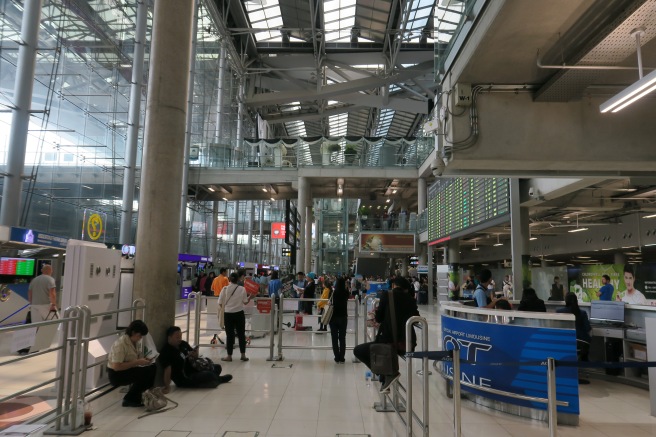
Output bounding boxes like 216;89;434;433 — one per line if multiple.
277;295;284;360
353;299;360;363
422;320;429;437
267;296;276;361
547;357;557;437
194;293;201;346
185;293;193;343
453;347;461;437
54;307;73;431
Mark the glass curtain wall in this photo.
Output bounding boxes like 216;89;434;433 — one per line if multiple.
0;0;252;250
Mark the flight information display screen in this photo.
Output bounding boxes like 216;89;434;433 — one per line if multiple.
0;258;36;276
428;178;510;243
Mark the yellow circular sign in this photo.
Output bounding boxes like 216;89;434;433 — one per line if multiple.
87;213;103;241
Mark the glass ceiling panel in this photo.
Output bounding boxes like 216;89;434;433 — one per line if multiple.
329;113;348;136
245;1;284;42
404;0;434;42
435;1;467;44
324;0;357;42
375;109;394;136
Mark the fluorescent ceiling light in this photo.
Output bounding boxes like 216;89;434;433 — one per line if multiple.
262;187;268;192
643;213;656;219
600;68;656;113
576;256;591;259
568;227;588;233
530;237;537;241
208;187;215;192
222;197;228;201
392;189;397;194
270;197;275;201
386;199;390;203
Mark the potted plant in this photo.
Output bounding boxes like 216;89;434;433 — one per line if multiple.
358;205;370;229
320;142;341;165
344;144;358;164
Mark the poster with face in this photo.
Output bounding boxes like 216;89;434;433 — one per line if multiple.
566;264;654;305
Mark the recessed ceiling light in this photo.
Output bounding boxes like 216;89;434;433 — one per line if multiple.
576;256;591;259
222;197;228;201
392;189;397;194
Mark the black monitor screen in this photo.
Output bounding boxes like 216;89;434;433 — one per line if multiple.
590;301;625;323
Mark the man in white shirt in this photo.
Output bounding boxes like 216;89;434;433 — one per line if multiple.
29;264;57;322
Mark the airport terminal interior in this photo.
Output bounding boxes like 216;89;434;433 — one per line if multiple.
2;0;656;436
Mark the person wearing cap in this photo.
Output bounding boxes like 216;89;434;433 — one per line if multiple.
303;272;317;315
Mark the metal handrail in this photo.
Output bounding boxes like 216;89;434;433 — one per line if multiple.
405;316;430;437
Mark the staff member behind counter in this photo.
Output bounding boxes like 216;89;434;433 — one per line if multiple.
474;269;507;309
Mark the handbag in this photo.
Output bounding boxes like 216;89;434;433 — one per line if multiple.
369;289;399;376
139;387;178;419
320;291;335;325
217;284;238;328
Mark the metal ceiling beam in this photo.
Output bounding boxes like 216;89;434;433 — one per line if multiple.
245;60;432;106
261;104;366;124
336;93;429;114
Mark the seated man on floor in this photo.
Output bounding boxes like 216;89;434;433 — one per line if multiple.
160;326;232;393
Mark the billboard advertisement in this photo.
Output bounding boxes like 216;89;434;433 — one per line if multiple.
441;315;579;415
359;233;415;253
271;222;286;239
566;264;655;305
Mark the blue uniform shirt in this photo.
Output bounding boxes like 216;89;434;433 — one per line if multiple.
599;284;614;301
474;285;487;307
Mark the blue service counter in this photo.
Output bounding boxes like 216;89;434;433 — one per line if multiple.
440;303;579;425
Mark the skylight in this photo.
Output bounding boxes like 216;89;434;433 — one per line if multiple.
329;113;348;136
405;0;434;41
375;109;394;136
245;1;284;42
435;1;468;43
324;0;356;42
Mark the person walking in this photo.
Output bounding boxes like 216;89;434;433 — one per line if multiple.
317;279;332;332
18;264;58;354
329;277;350;362
218;272;252;362
204;271;216;296
212;268;230;297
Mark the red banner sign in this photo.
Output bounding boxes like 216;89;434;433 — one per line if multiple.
257;299;272;314
271;222;286;239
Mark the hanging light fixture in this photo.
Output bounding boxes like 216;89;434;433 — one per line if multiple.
600;27;656;113
493;235;503;247
472;240;479;251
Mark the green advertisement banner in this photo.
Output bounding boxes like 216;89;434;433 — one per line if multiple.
567;264;654;305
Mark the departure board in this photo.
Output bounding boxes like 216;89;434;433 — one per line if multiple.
0;257;35;276
428;178;509;243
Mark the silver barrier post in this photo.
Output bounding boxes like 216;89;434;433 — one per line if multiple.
453;347;461;437
352;299;360;363
277;295;284;360
194;293;201;346
422;320;430;437
69;307;84;431
266;296;276;361
547;357;558;437
54;308;74;430
78;307;92;407
132;298;146;322
185;293;193;343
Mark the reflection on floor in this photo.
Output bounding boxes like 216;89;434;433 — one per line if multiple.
2;304;656;436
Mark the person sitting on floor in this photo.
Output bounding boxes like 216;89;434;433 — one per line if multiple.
160;326;232;393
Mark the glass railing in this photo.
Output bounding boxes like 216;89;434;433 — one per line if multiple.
188;137;434;170
355;214;418;233
417;209;428;233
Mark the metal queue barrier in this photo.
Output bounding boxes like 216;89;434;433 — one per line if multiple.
186;291;278;361
363;294;378;343
273;295;359;361
430;349;567;437
0;299;146;435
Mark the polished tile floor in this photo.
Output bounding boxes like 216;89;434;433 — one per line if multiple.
3;303;656;436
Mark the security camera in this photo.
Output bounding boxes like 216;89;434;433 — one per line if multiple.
431;158;446;177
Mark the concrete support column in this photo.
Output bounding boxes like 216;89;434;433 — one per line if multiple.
315;211;321;273
259;201;264;261
401;257;408;277
447;240;460;300
133;0;194;346
418;177;427;213
296;177;309;272
178;0;199;253
427;245;434;305
614;252;627;265
0;0;43;226
418;244;427;265
119;0;147;244
236;79;245;161
247;201;254;262
510;178;531;299
209;201;218;260
304;203;312;273
231;201;240;263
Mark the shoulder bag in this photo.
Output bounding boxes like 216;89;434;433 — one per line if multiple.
217;284;238;329
320;290;335;325
369;289;399;376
